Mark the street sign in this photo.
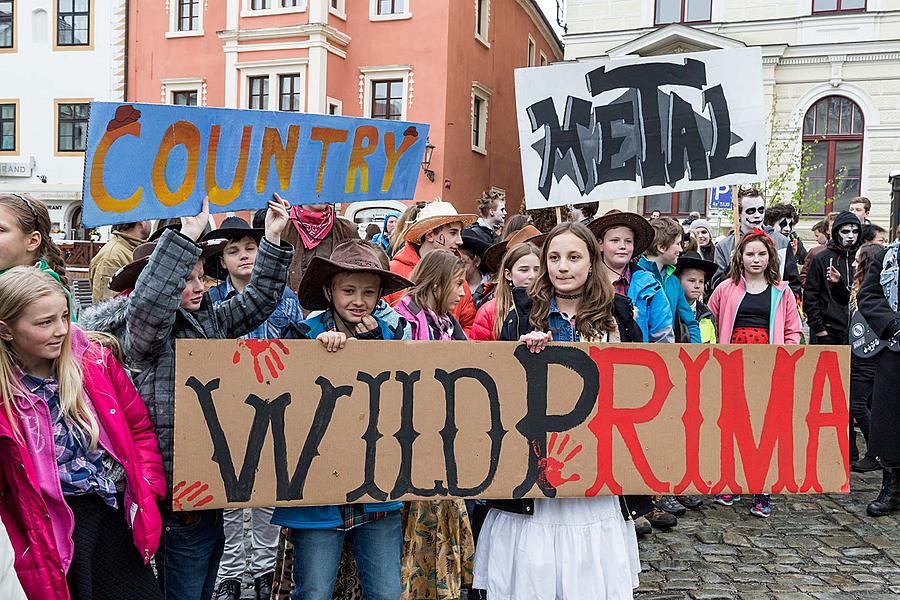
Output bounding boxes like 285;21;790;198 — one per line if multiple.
709;185;733;210
0;160;33;178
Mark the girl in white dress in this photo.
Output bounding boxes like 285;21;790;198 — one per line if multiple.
473;221;646;600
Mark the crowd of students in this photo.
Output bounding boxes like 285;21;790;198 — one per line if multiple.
0;187;897;600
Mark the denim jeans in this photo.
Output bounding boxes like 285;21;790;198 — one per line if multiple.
289;511;402;600
156;508;225;600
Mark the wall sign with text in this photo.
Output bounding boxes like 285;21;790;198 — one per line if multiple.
515;48;767;210
173;340;849;510
81;103;429;227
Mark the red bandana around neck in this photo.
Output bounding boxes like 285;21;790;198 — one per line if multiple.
290;205;336;250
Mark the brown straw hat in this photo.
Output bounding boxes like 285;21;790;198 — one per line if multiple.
403;200;477;244
587;209;655;257
298;240;413;310
483;225;547;273
109;236;227;292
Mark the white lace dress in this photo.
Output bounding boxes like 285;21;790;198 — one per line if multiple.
473;495;640;600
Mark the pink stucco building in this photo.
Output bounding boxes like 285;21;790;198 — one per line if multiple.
127;0;562;215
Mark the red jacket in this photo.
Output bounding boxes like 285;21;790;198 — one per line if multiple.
469;298;498;341
385;243;476;334
0;327;165;600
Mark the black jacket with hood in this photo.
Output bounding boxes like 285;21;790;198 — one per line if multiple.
803;211;861;341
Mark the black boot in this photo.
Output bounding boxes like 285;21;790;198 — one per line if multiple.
255;571;274;600
214;578;241;600
867;469;900;517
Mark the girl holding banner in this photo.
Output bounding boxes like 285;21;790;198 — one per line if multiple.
473;221;646;599
708;229;801;517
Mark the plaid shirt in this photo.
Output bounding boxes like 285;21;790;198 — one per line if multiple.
208;277;304;339
612;268;632;297
336;505;387;531
20;373;119;508
126;229;293;492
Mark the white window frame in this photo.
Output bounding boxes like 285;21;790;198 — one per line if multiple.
361;65;410;121
474;0;490;48
539;50;548;66
329;0;346;19
241;0;307;18
471;82;492;155
369;0;412;22
326;97;343;115
238;60;308;111
162;77;205;106
527;34;535;67
166;0;204;38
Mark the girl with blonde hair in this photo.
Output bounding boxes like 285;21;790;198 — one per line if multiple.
469;242;541;341
0;267;165;600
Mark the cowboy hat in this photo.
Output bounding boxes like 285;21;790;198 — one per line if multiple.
587;209;655;257
298;240;413;310
403;201;477;244
200;217;265;281
460;230;492;260
147;222;180;242
674;251;717;280
109;237;227;293
482;225;547;273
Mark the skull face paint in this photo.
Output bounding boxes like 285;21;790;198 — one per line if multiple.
837;223;860;249
740;197;766;234
777;217;795;237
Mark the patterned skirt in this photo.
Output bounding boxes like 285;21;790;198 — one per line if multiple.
730;326;770;344
400;500;475;600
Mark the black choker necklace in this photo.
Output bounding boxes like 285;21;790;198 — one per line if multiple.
556;292;583;300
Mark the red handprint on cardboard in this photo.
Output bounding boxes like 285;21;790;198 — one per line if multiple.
534;432;583;490
172;480;214;511
232;339;291;384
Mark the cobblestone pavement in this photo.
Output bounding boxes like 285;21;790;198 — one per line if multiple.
635;469;900;599
231;470;899;599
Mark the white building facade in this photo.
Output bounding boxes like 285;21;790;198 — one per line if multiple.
563;0;900;231
0;0;127;240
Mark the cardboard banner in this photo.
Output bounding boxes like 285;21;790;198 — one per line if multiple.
173;340;849;511
515;48;767;210
81;102;429;227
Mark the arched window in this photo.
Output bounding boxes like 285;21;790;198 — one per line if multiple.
801;96;863;214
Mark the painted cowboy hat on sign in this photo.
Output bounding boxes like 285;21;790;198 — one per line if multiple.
482;225;547;273
674;251;717;280
587;209;656;258
403;200;477;244
298;240;413;310
200;217;265;281
108;237;227;293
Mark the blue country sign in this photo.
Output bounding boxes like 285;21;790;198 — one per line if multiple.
82;102;429;227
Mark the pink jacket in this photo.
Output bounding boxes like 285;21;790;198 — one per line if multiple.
708;279;801;345
469;299;497;341
0;327;165;600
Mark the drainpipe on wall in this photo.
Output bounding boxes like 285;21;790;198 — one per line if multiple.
123;0;130;101
890;171;900;239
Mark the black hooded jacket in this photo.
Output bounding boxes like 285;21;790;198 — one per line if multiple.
803;211;861;341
